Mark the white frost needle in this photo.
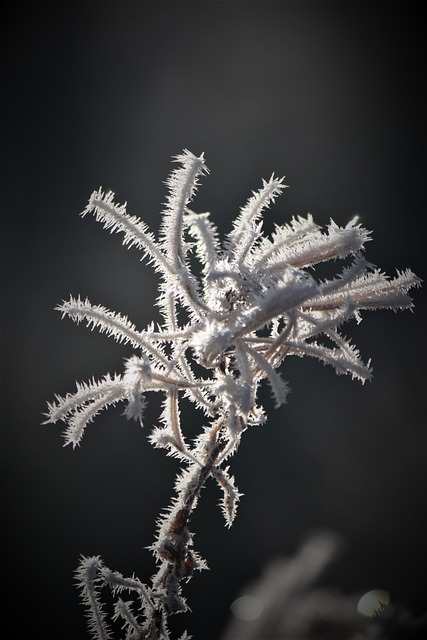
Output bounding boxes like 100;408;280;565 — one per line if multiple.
45;150;421;639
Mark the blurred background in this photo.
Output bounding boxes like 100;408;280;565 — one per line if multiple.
2;2;426;638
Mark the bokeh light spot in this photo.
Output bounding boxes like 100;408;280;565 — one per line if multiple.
357;589;390;617
230;595;264;621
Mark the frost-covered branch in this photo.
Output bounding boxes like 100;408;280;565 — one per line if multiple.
45;150;421;639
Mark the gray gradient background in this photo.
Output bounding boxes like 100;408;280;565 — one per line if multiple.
2;2;426;639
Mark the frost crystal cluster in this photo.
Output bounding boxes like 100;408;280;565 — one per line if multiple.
45;150;420;639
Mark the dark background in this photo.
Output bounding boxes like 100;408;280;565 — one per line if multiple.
2;2;426;639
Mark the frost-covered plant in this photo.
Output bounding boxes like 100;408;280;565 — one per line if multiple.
45;150;420;639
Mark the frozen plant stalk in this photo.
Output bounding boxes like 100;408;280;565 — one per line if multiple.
45;150;420;639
